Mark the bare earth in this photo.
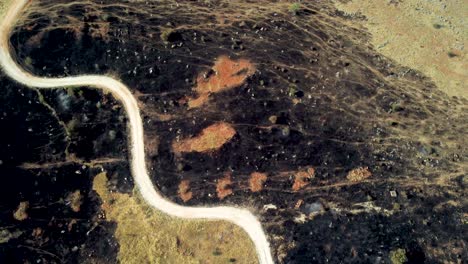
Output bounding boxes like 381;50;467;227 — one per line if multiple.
334;0;467;98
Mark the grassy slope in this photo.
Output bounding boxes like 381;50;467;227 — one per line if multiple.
93;172;257;264
334;0;467;98
0;0;12;17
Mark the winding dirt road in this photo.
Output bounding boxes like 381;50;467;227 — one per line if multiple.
0;1;273;263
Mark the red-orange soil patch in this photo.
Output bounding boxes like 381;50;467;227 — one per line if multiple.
346;167;372;182
216;172;233;200
178;180;193;202
172;122;236;154
292;167;315;191
249;172;268;192
188;56;256;108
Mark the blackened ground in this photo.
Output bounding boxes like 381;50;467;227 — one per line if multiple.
283;183;467;263
0;75;66;166
38;88;128;160
0;165;118;264
8;0;468;263
0;74;131;263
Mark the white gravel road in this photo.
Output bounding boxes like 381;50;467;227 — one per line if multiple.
0;1;274;263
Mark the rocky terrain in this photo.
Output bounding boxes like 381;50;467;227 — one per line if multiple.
1;0;467;263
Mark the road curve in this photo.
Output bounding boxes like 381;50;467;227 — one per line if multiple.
0;1;274;263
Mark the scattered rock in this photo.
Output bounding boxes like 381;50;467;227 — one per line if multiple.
263;204;277;211
303;202;323;215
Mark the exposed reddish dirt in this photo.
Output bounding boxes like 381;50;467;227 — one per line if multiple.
172;122;236;154
249;172;268;192
292;167;315;191
178;180;193;202
188;56;255;108
216;172;233;200
346;167;372;182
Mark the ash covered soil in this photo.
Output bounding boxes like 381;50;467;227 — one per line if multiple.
0;72;130;263
2;0;467;263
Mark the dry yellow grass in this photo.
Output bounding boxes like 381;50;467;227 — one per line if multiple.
346;167;372;182
0;0;12;17
334;0;467;98
13;201;29;221
93;172;257;264
66;190;83;212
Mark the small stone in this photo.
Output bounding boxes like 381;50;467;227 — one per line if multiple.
390;190;397;197
303;202;323;214
263;204;277;210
